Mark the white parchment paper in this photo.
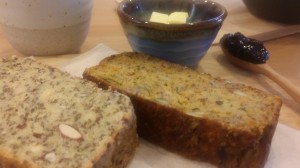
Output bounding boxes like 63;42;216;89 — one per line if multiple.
60;44;300;168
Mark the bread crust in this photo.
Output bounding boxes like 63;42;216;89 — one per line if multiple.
92;112;138;168
83;52;282;168
0;149;37;168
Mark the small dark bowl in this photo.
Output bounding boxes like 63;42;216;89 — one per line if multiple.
117;0;227;67
242;0;300;24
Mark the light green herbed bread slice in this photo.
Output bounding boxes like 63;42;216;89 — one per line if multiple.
0;57;138;168
83;52;282;168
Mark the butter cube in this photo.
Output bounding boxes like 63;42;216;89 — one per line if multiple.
168;12;188;24
149;12;169;24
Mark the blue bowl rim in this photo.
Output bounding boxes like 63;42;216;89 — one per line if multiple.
117;0;228;30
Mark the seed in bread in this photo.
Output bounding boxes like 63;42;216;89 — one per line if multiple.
0;57;138;168
83;52;282;168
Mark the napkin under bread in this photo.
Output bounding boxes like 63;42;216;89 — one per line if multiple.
62;44;300;168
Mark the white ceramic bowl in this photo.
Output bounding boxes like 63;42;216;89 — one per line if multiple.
0;0;93;56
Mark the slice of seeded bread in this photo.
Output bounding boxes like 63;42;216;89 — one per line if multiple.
0;57;138;168
83;52;282;168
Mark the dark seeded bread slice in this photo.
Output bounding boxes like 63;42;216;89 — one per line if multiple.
0;57;138;168
83;52;282;168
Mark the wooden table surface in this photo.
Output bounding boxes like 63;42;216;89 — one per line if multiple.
0;0;300;130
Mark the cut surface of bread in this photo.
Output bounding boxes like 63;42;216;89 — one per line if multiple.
0;57;138;168
83;52;282;168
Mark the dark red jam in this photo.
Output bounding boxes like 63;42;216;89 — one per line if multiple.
220;32;270;64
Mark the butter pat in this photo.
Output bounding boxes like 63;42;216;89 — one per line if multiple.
168;12;188;24
149;11;189;24
149;12;169;24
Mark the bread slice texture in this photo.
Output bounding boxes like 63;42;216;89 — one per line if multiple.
83;52;282;168
0;57;138;168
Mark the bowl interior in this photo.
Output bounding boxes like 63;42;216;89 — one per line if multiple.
119;0;227;26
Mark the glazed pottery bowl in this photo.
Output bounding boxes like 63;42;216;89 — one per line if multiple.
242;0;300;24
117;0;227;67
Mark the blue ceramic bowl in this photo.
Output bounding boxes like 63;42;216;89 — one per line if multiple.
117;0;227;67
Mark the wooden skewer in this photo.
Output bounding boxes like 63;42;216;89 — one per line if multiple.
214;25;300;46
